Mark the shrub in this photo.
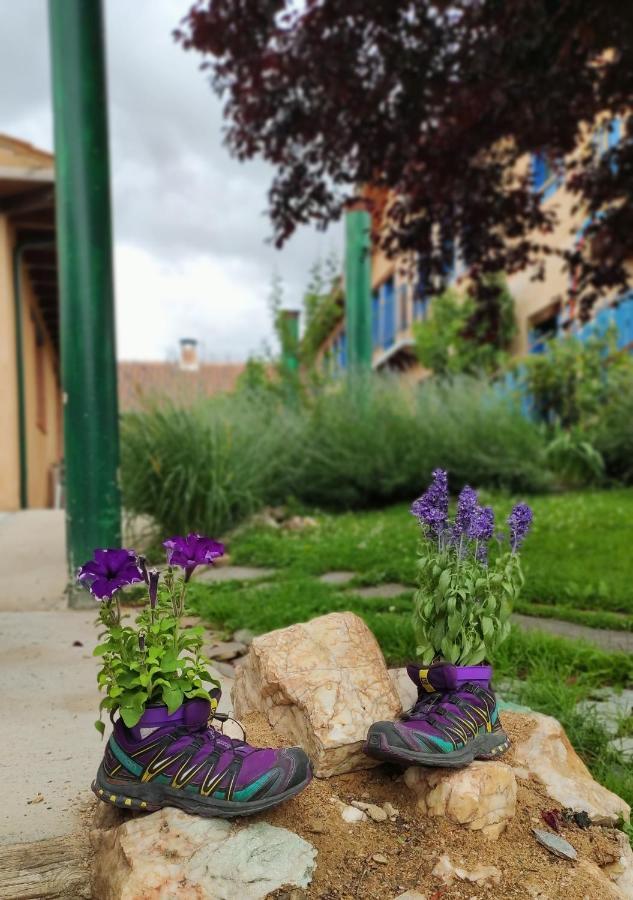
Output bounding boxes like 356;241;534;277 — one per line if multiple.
121;375;550;537
121;393;299;537
592;367;633;484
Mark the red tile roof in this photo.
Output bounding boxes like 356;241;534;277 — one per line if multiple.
118;361;246;412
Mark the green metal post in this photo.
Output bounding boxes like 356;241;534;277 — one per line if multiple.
280;309;300;376
344;209;373;371
48;0;121;589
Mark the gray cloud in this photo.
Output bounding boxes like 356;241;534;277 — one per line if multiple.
0;0;341;360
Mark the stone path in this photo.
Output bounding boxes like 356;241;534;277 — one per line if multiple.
204;565;633;653
512;612;633;654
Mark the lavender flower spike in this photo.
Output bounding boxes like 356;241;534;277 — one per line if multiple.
410;468;449;537
453;485;478;539
508;503;533;551
467;505;495;542
77;549;144;601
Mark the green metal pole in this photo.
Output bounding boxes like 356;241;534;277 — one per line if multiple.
48;0;121;589
344;209;373;371
280;309;300;375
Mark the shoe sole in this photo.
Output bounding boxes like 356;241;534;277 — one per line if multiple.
92;763;312;818
363;729;511;768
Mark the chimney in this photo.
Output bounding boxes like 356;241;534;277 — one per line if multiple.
179;338;200;371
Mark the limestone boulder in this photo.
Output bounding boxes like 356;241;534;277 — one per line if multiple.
231;612;402;777
510;711;631;824
91;806;316;900
404;761;517;840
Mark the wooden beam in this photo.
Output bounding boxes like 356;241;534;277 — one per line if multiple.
0;185;54;215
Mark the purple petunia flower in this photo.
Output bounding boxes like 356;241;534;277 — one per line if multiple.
410;469;449;537
148;569;160;608
508;503;533;552
467;505;495;542
163;533;225;579
77;549;144;601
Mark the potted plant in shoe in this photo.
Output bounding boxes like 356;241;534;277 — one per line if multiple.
364;469;532;769
78;533;312;817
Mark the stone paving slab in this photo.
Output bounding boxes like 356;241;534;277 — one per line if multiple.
347;582;411;599
511;613;633;654
318;571;356;585
196;565;276;583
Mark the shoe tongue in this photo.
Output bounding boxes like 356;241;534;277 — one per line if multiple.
406;662;492;694
129;698;211;740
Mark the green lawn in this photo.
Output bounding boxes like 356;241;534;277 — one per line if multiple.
230;488;633;618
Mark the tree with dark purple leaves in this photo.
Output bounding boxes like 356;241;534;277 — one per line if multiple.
176;0;633;318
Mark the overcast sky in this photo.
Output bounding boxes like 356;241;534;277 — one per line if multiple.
0;0;341;361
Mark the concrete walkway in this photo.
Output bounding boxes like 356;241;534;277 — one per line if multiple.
0;510;67;610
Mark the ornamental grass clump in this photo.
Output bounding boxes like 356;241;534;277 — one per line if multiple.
77;534;224;733
411;469;532;666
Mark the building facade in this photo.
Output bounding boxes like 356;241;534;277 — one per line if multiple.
0;135;62;510
318;122;633;377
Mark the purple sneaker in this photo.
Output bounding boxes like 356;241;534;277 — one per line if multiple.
364;662;510;768
92;698;312;817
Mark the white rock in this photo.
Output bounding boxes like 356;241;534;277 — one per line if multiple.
232;612;401;777
431;853;501;885
405;761;517;840
351;800;388;822
601;830;633;897
393;892;428;900
330;799;367;823
511;711;631;824
389;667;418;711
91;807;317;899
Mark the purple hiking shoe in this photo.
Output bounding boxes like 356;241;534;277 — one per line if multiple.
92;698;312;817
364;662;510;768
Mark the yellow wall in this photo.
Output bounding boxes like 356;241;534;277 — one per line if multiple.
0;215;20;509
0;216;62;509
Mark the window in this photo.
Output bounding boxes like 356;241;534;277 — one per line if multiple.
382;277;396;349
528;304;561;354
594;117;622;173
34;322;47;433
372;289;380;347
399;285;409;331
532;153;562;201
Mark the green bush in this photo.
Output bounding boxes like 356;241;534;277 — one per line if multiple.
121;375;549;537
120;393;299;537
592;367;633;484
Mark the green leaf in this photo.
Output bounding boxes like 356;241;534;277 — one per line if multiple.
437;569;451;597
481;616;494;638
94;719;106;736
120;705;144;728
161;685;184;715
161;650;180;673
93;643;110;656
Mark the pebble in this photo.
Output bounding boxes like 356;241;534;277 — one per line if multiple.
372;853;389;865
207;640;247;661
233;628;255;646
532;828;578;861
383;801;400;819
351;800;388;822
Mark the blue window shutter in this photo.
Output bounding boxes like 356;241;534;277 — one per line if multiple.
372;290;380;347
532;154;548;191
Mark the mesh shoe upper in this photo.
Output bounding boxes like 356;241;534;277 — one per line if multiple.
103;698;308;802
